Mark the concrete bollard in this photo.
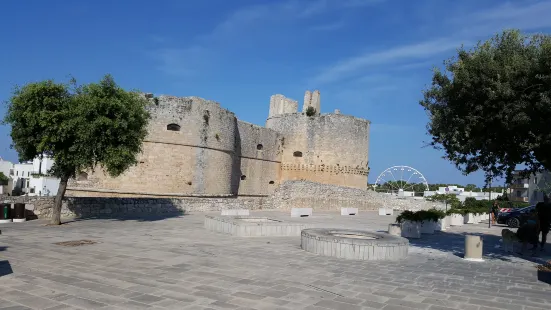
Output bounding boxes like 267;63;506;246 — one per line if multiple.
388;224;401;236
464;235;484;262
341;207;358;216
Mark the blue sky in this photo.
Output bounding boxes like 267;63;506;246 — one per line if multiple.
2;0;551;187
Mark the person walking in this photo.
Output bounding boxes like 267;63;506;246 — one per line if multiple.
537;201;551;251
492;201;499;224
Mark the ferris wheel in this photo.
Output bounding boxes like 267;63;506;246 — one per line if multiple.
374;165;429;192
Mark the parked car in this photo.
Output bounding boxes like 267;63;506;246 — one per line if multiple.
497;205;535;228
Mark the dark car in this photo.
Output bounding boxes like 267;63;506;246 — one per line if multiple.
497;205;535;228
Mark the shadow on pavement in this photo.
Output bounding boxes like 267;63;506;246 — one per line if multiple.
0;246;12;277
407;228;551;265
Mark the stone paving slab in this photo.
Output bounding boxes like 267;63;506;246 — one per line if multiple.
1;211;551;310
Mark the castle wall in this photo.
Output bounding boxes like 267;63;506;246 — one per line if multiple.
235;121;282;196
67;96;238;197
266;113;370;189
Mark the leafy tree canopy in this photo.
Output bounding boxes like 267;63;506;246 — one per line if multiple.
420;29;551;183
0;172;8;185
3;75;149;224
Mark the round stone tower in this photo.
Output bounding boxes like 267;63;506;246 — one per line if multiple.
70;95;238;196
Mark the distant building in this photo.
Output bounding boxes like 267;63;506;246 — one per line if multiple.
0;157;14;178
424;185;502;202
7;155;60;196
508;171;530;203
28;155;59;196
12;161;34;195
509;170;551;205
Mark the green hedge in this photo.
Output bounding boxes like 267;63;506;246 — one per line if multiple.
396;209;446;223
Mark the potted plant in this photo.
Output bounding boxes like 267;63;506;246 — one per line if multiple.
396;211;422;238
426;209;447;231
447;208;465;226
537;261;551;285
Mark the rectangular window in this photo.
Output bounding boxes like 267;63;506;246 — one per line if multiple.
16;171;18;176
516;190;521;198
9;169;13;176
27;171;30;177
30;187;35;193
535;177;538;184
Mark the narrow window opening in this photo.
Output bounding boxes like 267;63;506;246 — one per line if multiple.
293;151;303;157
167;123;181;131
257;144;263;150
240;175;246;181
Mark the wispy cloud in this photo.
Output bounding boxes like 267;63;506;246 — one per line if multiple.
311;0;551;85
310;38;461;85
151;0;387;76
460;1;551;32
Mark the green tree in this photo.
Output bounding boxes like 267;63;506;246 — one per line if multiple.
3;75;149;225
420;29;551;183
0;172;8;185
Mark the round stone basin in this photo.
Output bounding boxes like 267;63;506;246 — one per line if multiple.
301;228;409;261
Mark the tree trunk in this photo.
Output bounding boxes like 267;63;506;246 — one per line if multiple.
51;174;69;225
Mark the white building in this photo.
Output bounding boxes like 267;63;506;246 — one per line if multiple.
28;156;59;196
0;157;14;177
510;170;551;205
424;185;502;202
12;161;34;194
8;155;60;196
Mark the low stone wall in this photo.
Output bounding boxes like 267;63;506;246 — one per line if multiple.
2;196;267;219
266;181;443;211
2;180;443;219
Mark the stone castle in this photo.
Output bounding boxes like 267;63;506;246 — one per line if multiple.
66;90;371;198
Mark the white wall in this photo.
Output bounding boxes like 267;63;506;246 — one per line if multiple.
32;156;55;175
12;162;34;193
0;159;13;178
29;176;59;196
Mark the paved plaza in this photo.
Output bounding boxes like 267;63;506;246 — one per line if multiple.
1;211;551;310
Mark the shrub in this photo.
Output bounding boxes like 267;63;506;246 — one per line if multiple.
305;106;316;117
396;209;445;223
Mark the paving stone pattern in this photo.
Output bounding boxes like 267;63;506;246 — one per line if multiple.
1;211;551;310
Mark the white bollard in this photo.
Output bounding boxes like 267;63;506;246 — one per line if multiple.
341;208;358;216
464;235;484;262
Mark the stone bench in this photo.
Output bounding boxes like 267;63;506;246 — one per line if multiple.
221;209;250;216
291;208;312;217
341;208;358;216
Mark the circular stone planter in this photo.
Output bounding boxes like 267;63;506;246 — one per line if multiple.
301;228;409;261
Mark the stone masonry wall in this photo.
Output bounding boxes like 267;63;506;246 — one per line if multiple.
2;196;267;219
235;121;282;196
265;181;444;211
3;181;442;219
266;113;370;189
67;96;238;197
